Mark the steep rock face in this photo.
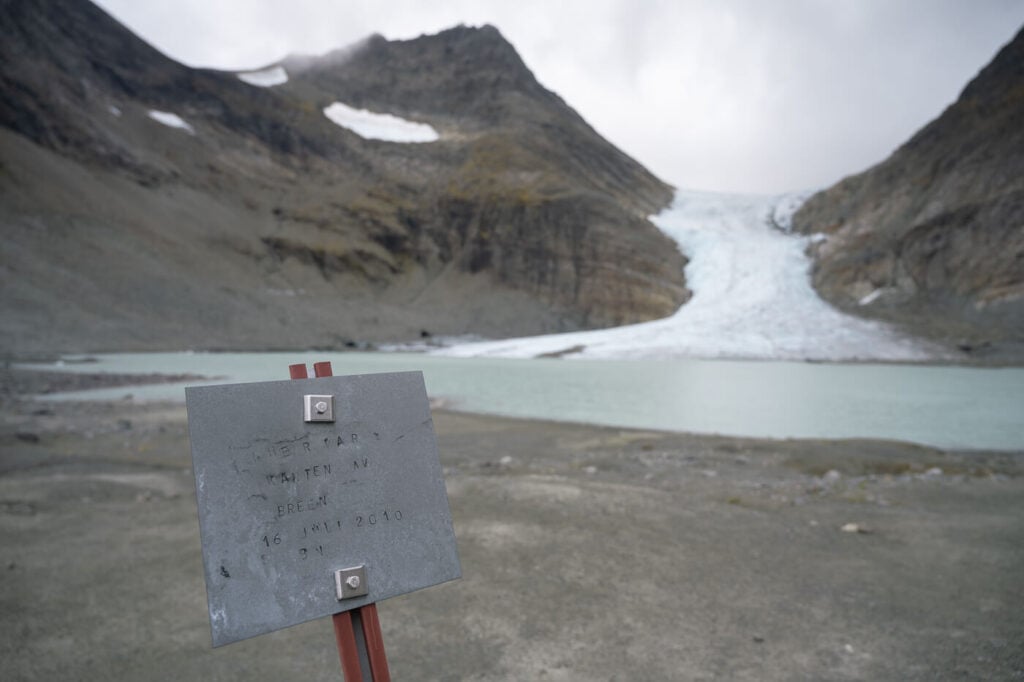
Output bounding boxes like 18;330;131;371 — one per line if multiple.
0;0;687;354
276;25;686;329
792;27;1024;356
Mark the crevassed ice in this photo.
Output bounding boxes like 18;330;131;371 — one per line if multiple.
238;66;288;87
323;102;438;143
770;190;813;232
435;189;942;362
147;110;194;134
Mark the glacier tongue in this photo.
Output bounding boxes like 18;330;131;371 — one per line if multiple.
437;189;941;362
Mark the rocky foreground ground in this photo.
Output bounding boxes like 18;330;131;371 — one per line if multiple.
1;369;1022;680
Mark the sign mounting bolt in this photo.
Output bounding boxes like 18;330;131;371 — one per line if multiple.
303;394;335;423
335;565;368;600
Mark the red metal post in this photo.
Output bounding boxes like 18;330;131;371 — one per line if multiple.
359;603;391;681
290;361;391;682
332;610;365;682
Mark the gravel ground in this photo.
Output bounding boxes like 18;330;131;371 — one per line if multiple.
1;370;1022;680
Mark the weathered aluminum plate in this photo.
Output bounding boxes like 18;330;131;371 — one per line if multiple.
185;371;460;647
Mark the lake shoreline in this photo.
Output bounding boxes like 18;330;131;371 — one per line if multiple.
5;330;1024;369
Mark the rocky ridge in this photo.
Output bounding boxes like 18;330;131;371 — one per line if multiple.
792;26;1024;360
0;0;688;355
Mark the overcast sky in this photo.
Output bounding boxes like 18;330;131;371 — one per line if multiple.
93;0;1023;195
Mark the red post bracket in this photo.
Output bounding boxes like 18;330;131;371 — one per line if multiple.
290;361;391;682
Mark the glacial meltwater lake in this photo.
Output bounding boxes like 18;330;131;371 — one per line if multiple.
23;352;1024;451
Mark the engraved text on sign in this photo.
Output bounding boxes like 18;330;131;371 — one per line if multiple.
186;372;461;647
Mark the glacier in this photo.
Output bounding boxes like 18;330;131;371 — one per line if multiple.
436;189;943;362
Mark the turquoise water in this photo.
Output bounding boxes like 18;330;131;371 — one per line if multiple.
24;352;1024;451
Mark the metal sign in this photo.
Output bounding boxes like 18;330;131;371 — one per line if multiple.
185;371;460;647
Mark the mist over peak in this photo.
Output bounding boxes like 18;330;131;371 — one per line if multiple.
280;35;378;76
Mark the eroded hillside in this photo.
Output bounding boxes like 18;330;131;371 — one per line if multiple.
0;0;688;354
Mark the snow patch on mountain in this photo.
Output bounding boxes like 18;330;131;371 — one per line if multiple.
238;66;288;87
437;189;944;362
147;110;194;134
323;102;439;143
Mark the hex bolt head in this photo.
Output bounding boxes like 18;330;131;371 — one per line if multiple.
335;566;367;600
304;395;334;423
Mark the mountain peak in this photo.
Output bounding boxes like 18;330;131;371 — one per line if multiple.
279;23;545;127
958;24;1024;110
